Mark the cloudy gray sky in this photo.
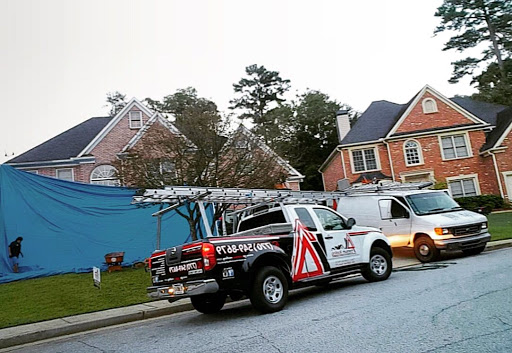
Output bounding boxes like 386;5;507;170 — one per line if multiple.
1;0;476;163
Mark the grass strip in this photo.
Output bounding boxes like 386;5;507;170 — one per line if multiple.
488;212;512;241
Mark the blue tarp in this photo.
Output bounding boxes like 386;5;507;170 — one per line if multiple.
0;165;195;283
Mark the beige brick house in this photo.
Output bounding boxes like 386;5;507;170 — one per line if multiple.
6;99;304;189
320;85;512;200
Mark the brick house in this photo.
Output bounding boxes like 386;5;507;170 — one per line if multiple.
320;85;512;200
6;98;304;190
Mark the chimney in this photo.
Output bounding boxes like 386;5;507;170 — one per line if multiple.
335;110;350;143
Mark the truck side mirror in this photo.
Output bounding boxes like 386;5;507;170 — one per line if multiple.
346;218;356;229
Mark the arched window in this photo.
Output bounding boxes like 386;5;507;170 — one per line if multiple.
90;165;119;186
404;140;422;166
422;98;438;114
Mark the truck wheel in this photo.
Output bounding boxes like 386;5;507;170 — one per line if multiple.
190;293;226;314
462;245;486;256
414;236;439;263
250;266;288;313
362;247;392;282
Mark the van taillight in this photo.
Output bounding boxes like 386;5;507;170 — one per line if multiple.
148;251;166;269
202;243;217;271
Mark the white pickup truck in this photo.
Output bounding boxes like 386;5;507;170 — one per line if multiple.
146;202;393;314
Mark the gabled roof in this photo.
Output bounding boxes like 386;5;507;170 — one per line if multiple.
340;85;507;147
481;106;512;152
341;100;405;145
7;117;112;164
78;98;154;157
230;124;305;181
121;113;192;152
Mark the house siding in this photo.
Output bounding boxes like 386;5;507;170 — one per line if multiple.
322;151;344;191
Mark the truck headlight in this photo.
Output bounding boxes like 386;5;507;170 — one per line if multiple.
481;222;488;229
434;227;450;235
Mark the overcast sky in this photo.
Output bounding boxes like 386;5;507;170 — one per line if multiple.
0;0;477;164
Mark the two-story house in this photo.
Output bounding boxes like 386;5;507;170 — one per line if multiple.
320;85;512;200
6;98;304;190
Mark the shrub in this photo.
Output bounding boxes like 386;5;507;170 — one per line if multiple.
454;195;505;214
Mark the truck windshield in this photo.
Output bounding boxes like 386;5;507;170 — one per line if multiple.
405;192;462;215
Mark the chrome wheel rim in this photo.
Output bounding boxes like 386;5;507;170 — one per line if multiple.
263;275;283;304
419;244;430;256
370;254;387;276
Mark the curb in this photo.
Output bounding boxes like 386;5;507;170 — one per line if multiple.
2;239;512;350
0;300;193;350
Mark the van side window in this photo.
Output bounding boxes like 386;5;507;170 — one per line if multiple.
391;200;409;218
379;199;409;219
295;208;317;231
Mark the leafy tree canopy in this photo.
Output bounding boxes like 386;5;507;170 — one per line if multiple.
105;91;127;117
471;57;512;105
230;64;291;144
434;0;512;84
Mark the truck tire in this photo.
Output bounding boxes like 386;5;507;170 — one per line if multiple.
362;247;392;282
462;245;486;256
190;293;226;314
414;236;439;263
250;266;288;313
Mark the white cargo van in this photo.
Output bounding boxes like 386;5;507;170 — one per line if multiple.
336;186;490;262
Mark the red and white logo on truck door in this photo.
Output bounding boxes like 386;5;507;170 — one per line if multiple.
291;220;326;282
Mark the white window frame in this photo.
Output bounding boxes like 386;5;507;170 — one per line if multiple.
438;132;472;161
422;98;438;114
349;146;381;174
90;165;119;186
502;171;512;201
446;174;481;198
403;139;424;166
129;111;143;129
56;168;74;181
399;170;434;183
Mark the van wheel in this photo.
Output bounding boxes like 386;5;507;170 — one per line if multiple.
414;236;439;263
362;247;392;282
462;245;486;256
250;266;288;313
190;293;226;314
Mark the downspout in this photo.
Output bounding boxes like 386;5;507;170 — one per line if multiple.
381;139;396;182
336;146;347;179
491;151;505;198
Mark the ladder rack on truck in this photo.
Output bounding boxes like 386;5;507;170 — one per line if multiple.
132;186;347;248
338;181;433;194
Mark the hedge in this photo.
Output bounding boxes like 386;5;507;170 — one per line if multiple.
454;194;505;214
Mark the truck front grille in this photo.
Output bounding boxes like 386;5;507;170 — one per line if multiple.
452;224;481;236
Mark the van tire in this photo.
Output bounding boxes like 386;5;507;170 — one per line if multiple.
414;236;439;263
362;247;392;282
250;266;288;313
190;293;226;314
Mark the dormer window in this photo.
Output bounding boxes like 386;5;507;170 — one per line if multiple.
422;98;438;114
129;111;142;129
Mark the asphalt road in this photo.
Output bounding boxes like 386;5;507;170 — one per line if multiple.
7;248;512;353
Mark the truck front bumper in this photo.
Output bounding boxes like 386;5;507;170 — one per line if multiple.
434;232;491;251
147;279;219;300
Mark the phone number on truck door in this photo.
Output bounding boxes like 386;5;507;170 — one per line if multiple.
215;242;273;255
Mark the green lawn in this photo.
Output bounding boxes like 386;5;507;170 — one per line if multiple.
0;267;152;329
1;212;511;330
488;211;512;241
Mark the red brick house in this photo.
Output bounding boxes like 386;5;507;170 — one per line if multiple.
6;98;304;190
320;85;512;201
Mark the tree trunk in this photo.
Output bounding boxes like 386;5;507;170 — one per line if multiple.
484;10;506;79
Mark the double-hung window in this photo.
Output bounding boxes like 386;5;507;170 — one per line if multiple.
351;148;378;173
56;168;74;181
129;111;142;129
448;177;478;198
440;134;470;160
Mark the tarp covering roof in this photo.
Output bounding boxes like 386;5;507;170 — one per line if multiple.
0;165;193;283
